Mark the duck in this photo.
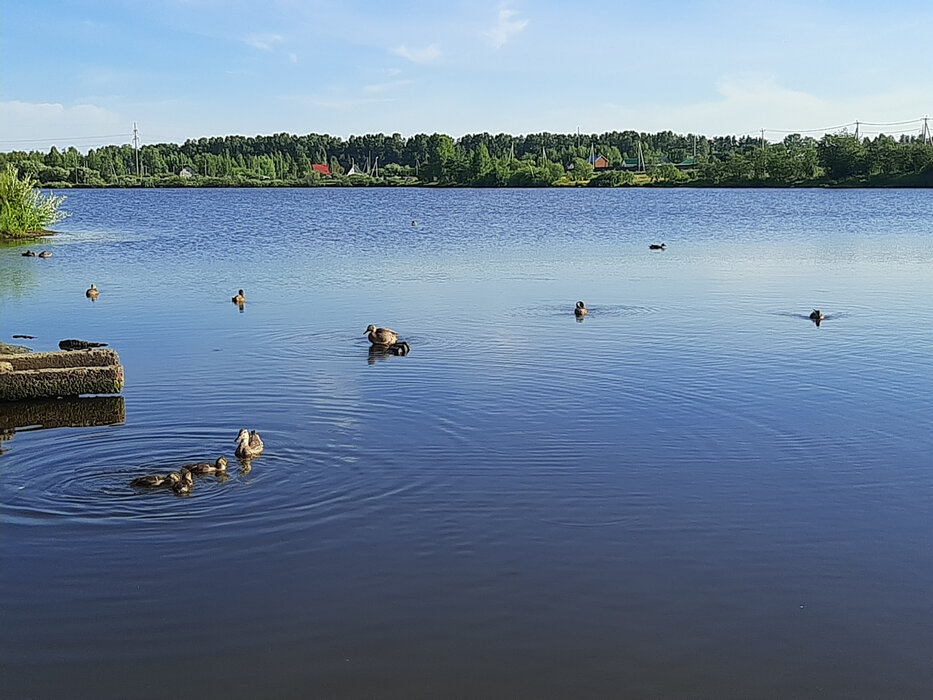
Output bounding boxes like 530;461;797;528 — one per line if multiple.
235;429;264;458
184;456;228;476
86;284;99;299
574;301;588;317
231;289;246;304
130;473;172;488
172;468;194;495
21;250;36;257
809;309;825;321
38;251;52;258
649;243;667;250
365;324;398;346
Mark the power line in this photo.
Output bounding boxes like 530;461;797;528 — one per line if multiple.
0;133;132;146
764;122;857;134
857;118;924;127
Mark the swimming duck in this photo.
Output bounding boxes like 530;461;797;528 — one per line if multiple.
232;289;246;304
130;473;172;488
184;456;228;476
649;243;667;250
809;309;825;321
21;250;36;257
574;301;588;317
86;284;99;299
172;468;194;495
235;429;264;458
365;324;398;346
38;251;52;258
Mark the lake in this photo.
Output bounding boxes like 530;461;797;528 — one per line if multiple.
1;187;931;699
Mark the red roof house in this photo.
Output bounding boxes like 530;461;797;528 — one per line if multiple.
311;163;331;175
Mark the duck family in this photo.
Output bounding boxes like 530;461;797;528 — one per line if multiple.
129;453;231;496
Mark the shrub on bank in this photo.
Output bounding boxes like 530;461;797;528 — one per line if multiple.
0;164;69;238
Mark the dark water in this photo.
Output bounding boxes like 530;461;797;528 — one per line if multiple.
1;188;931;699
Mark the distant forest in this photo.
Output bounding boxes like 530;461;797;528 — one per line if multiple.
2;129;932;188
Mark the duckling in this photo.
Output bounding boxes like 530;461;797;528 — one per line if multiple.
130;473;171;488
21;250;36;257
364;324;398;346
38;251;52;258
86;284;99;300
649;243;667;250
172;468;194;495
809;309;825;321
235;429;264;458
574;301;588;317
232;289;246;304
184;456;228;476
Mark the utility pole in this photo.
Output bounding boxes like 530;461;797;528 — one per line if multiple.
855;120;860;139
133;122;140;178
922;116;931;145
760;128;766;149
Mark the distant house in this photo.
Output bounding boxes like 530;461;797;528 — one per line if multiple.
587;154;610;169
178;166;196;178
311;163;330;176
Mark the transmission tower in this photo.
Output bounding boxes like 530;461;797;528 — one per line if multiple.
133;122;140;177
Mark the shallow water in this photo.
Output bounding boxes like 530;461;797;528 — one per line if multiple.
1;187;932;699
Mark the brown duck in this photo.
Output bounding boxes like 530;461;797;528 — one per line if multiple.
364;324;398;346
235;429;264;458
184;456;228;476
130;472;176;488
172;468;194;495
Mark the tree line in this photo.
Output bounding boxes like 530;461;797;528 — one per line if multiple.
1;129;931;188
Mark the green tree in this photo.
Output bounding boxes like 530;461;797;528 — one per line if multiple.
423;133;455;182
818;134;868;180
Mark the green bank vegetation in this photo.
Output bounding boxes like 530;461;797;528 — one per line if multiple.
0;164;69;238
1;130;931;189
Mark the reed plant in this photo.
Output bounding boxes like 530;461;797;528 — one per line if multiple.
0;164;69;238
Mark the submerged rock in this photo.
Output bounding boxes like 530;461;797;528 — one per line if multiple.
59;339;108;351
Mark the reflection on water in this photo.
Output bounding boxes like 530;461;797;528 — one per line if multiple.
1;188;932;700
0;395;125;432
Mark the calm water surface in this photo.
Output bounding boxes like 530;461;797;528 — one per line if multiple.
1;188;932;699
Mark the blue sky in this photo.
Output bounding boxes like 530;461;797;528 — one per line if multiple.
1;0;931;151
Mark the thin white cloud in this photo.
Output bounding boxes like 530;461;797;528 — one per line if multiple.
288;52;298;64
363;79;413;94
394;43;441;63
483;8;528;48
0;101;128;151
245;33;285;51
598;76;933;139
